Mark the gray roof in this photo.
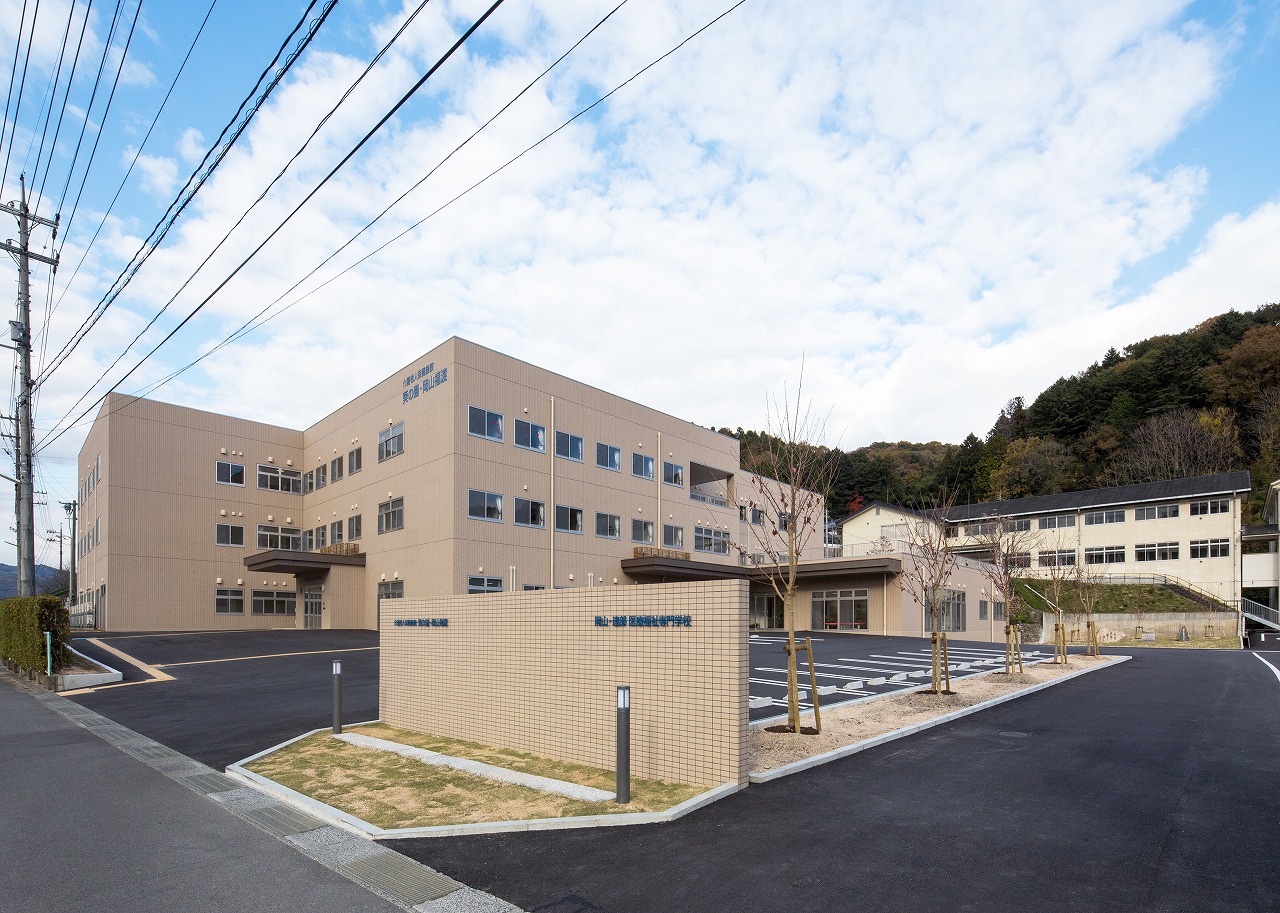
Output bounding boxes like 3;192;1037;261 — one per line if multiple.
942;471;1252;522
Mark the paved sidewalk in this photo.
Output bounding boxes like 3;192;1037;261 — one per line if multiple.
0;668;518;913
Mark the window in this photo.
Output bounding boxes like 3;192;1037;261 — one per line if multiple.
596;512;621;539
632;519;655;544
936;589;967;632
1135;504;1178;521
1038;513;1075;530
694;526;730;554
515;498;545;528
523;584;546;591
330;520;343;544
215;523;244;547
1084;509;1124;525
663;524;684;549
468;576;504;594
945;524;959;539
811;588;870;630
252;590;296;616
304;470;314;494
515;419;546;452
965;521;998;537
555;505;584;533
379;422;405;461
751;508;765;525
348;514;362;541
315;464;327;490
348;447;362;475
468;489;503;522
979;599;988;621
1003;518;1031;532
216;461;245;486
378;580;404;600
663;462;684;486
303;529;314;551
739;505;748;522
993;601;1006;621
1135;542;1179;562
632;453;655;479
1007;552;1031;569
596;443;622;472
1084;546;1125;564
778;512;791;533
315;526;327;549
555;431;584;461
1038;549;1076;568
215;588;244;615
468;406;503;442
378;497;405;533
257;465;302;493
331;457;343;483
257;525;302;550
1191;499;1230;516
1190;538;1230;559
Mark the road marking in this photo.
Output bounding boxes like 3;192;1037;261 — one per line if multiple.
90;629;299;639
84;637;175;681
153;646;378;668
1253;652;1280;684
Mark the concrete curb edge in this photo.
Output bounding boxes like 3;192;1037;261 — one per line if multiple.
748;655;1132;783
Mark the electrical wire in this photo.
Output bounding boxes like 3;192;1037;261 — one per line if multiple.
38;0;511;450
1;0;43;194
0;0;32;185
35;0;214;356
24;0;77;200
43;0;430;381
39;0;331;386
33;0;97;213
45;0;749;447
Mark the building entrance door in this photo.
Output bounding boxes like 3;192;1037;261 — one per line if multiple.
303;586;323;630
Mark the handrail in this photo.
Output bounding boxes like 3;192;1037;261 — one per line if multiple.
1242;596;1280;631
1097;572;1236;610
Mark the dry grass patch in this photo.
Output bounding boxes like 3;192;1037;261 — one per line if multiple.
246;727;703;829
1100;634;1240;650
749;654;1121;773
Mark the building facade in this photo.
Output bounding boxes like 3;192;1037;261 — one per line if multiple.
76;338;833;631
841;472;1252;606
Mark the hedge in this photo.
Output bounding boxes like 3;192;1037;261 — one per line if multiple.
0;595;69;673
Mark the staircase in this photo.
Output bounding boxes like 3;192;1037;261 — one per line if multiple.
1242;596;1280;631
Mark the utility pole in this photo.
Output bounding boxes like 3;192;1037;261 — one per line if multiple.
46;526;65;572
63;500;77;602
1;174;58;597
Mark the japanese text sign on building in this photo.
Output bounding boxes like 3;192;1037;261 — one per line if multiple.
402;362;448;404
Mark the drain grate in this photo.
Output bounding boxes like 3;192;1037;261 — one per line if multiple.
336;852;460;906
122;742;187;763
92;726;146;745
240;804;326;838
177;771;239;795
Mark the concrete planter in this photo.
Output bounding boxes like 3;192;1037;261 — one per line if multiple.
1;648;122;690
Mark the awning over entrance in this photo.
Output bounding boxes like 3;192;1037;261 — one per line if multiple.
243;548;366;575
620;553;901;584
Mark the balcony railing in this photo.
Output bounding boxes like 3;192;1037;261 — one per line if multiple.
690;490;729;508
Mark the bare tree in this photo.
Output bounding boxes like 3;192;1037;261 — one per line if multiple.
971;514;1038;673
1074;557;1104;655
1112;407;1240;483
1036;530;1076;664
897;493;960;694
737;369;840;734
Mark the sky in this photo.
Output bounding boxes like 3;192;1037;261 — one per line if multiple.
0;0;1277;569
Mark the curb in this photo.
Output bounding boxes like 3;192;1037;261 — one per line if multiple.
749;655;1132;783
228;729;742;840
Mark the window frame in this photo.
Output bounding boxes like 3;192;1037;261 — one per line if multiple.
631;518;655;544
694;526;730;555
330;457;344;483
555;504;584;534
348;514;362;541
1135;504;1178;521
1190;538;1229;559
467;489;504;523
467;406;504;443
555;431;584;462
378;497;405;534
595;512;621;539
1190;499;1230;516
378;422;405;462
215;523;244;547
663;524;684;549
514;497;546;529
215;587;244;615
378;580;405;600
632;453;655;480
663;461;684;486
467;575;504;594
1038;513;1076;530
257;464;302;493
216;460;245;486
596;443;622;472
348;447;363;475
514;419;546;453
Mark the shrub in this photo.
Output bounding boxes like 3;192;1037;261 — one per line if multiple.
0;595;70;673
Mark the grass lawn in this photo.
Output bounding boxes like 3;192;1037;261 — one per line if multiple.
1099;634;1241;650
246;725;705;829
1016;580;1231;615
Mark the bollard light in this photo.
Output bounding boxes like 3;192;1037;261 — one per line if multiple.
616;685;631;804
332;661;343;734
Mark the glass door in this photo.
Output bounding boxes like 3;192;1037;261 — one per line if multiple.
303;586;323;630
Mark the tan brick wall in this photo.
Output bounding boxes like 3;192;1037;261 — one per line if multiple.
380;580;748;787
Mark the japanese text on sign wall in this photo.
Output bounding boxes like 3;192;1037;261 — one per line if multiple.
594;615;693;627
402;362;448;404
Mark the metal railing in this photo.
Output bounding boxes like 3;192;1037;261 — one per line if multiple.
69;607;97;629
1097;573;1235;611
1242;597;1280;631
689;490;729;508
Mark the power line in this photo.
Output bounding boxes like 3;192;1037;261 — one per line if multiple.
1;0;43;194
73;0;751;431
38;0;332;387
33;0;97;213
36;0;215;356
38;0;511;451
24;0;77;199
43;0;426;382
0;0;32;182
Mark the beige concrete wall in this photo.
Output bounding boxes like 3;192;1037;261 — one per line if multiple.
893;553;995;642
1056;611;1237;642
380;580;748;787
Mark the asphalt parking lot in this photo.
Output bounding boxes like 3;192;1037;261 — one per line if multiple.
748;632;1050;721
68;629;378;770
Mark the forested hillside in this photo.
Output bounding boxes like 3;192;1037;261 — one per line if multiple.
729;302;1280;521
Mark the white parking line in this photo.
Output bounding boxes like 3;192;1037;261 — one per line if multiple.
1253;652;1280;684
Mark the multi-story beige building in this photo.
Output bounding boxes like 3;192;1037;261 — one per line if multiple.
76;338;840;632
841;471;1252;606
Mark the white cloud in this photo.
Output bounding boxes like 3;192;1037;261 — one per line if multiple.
18;0;1276;568
128;149;178;197
177;128;205;164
